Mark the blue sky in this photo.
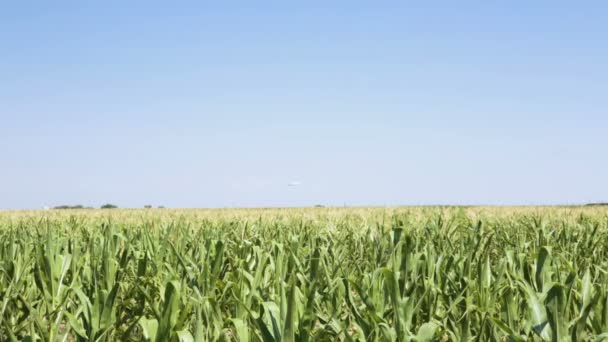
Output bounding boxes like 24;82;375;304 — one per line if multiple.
1;1;607;209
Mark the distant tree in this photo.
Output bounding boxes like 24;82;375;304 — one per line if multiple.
144;205;152;209
158;206;165;209
53;205;85;210
101;203;118;209
314;204;325;208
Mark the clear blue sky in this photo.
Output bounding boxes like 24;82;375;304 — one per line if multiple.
1;1;607;209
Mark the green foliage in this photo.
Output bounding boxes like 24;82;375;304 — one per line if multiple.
100;204;118;209
0;207;607;340
53;205;86;209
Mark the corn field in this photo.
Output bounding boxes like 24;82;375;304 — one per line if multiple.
0;207;607;341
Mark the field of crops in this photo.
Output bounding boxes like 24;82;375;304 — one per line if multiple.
1;207;607;341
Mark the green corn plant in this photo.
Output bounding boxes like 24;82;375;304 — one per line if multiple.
1;207;608;340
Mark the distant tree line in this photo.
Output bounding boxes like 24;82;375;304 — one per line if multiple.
52;204;119;209
52;205;91;210
51;204;166;210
